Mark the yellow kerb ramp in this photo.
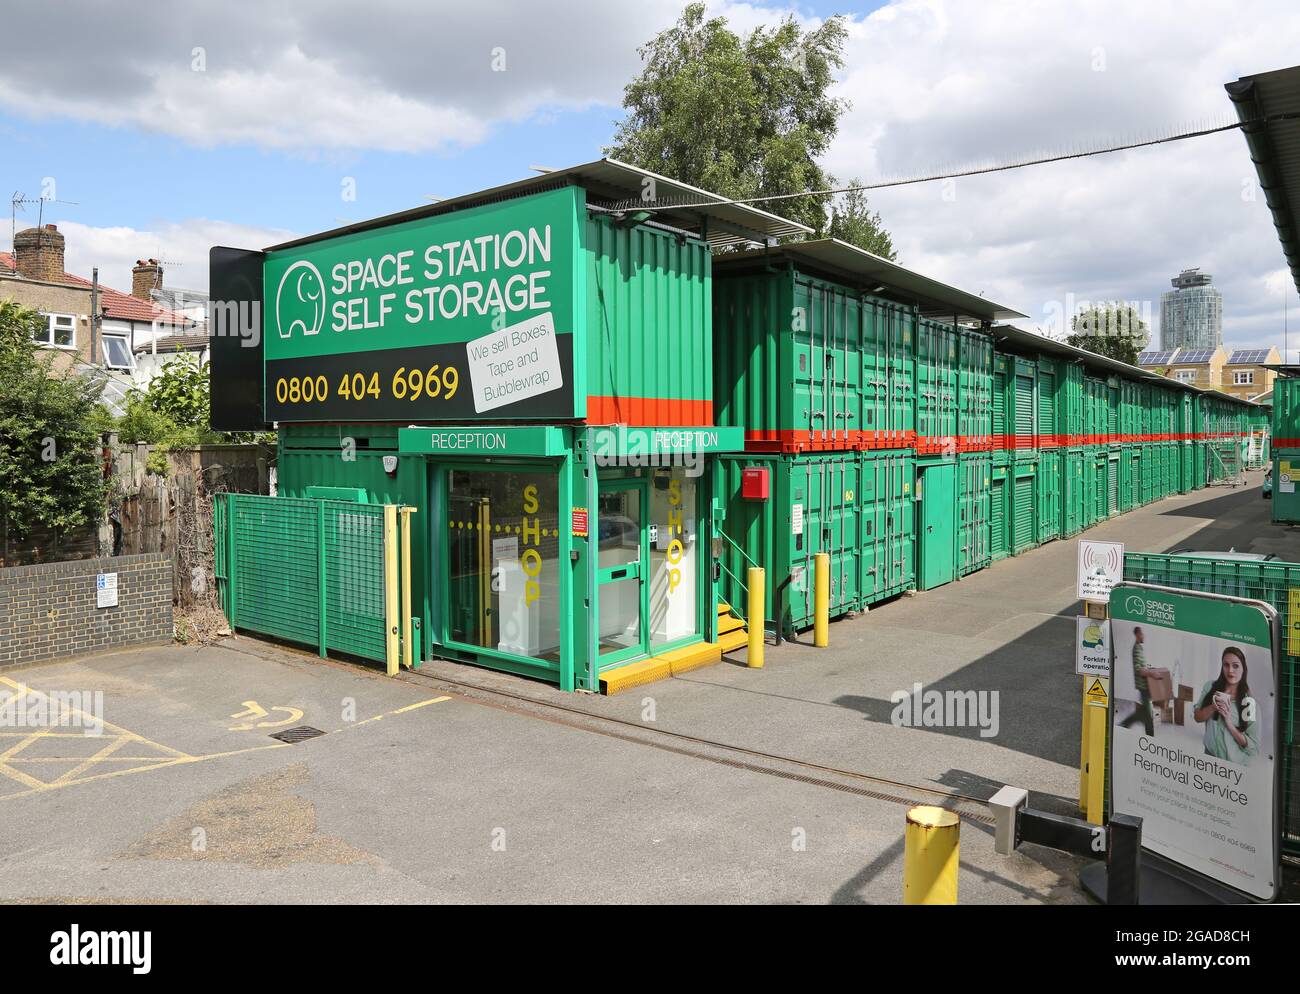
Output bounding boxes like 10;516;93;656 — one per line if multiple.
599;603;749;695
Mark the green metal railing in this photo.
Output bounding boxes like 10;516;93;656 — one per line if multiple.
215;493;389;663
1123;552;1300;855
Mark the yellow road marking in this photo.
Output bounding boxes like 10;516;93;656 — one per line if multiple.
335;695;451;731
393;696;451;714
0;743;291;802
49;733;132;786
0;681;450;802
0;677;192;759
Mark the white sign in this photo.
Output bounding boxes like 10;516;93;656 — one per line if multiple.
491;536;519;566
1075;616;1111;677
792;503;804;536
1076;539;1124;602
465;310;563;413
96;572;118;609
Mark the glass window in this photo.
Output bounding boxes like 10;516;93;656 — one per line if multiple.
1233;370;1253;385
447;468;561;662
33;312;76;348
648;470;698;646
103;335;133;369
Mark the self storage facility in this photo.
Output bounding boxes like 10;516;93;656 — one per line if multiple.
210;160;809;692
210;164;1262;689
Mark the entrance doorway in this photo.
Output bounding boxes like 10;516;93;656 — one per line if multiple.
596;481;647;664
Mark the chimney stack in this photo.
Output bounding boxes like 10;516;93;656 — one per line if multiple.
132;258;162;300
13;224;66;282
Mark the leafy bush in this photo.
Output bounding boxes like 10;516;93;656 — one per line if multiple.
0;299;108;535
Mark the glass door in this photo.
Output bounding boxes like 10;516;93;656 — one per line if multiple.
597;481;647;665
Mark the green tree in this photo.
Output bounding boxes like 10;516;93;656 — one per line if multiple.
828;181;896;260
0;299;108;536
608;3;893;254
1067;302;1149;366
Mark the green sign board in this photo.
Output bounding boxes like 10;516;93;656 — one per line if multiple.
1108;584;1279;900
397;426;570;457
263;186;581;423
587;426;745;458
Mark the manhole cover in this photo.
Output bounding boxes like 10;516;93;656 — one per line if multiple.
270;726;326;744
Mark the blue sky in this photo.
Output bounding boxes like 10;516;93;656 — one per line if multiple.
1;0;1297;355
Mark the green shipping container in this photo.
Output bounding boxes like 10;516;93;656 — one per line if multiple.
990;463;1010;561
712;261;917;452
1037;448;1061;543
916;319;959;453
716;452;864;635
1062;448;1086;537
916;459;959;588
862;450;917;601
1273;455;1300;524
958;451;992;575
1012;461;1037;554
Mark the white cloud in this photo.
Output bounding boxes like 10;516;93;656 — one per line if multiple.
6;0;1298;358
822;0;1300;354
57;219;297;295
0;0;692;152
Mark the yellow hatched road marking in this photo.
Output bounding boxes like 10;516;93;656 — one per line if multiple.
0;678;452;801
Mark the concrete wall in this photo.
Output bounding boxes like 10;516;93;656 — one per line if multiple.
0;554;173;671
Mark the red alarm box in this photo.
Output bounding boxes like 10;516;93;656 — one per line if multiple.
741;467;770;500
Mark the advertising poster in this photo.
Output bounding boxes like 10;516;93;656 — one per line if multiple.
1109;584;1278;900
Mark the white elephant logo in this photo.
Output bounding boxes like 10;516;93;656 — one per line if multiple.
275;260;326;339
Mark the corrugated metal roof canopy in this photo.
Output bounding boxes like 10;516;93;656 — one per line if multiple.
714;238;1027;322
265;158;812;253
993;323;1260;408
1226;65;1300;296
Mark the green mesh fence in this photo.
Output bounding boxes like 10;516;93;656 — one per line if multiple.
215;494;388;663
1123;553;1299;855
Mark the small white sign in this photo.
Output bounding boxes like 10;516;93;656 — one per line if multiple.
96;572;118;609
1076;539;1124;602
792;503;804;536
491;536;519;566
465;310;564;413
1075;616;1111;677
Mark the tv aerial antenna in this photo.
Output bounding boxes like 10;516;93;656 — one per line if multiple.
8;191;79;272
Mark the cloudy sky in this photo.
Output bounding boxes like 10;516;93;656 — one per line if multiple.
2;0;1297;353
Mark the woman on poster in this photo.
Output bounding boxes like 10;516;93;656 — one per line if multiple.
1193;646;1258;766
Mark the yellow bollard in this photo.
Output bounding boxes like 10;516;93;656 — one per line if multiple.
903;805;960;905
399;507;415;670
1078;679;1090;813
813;552;830;648
1084;677;1109;825
747;566;765;668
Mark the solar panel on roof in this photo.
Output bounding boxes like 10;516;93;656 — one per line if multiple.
1227;348;1269;364
1179;349;1214;363
1138;350;1174;364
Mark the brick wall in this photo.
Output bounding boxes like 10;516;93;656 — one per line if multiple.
0;554;173;671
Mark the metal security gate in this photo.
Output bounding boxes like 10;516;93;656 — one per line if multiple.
215;493;415;672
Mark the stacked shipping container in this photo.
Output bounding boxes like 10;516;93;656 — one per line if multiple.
712;241;1261;634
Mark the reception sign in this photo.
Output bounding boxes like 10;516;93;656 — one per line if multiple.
263;186;580;422
1109;583;1279;900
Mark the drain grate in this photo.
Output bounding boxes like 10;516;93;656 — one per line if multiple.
270;725;326;744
